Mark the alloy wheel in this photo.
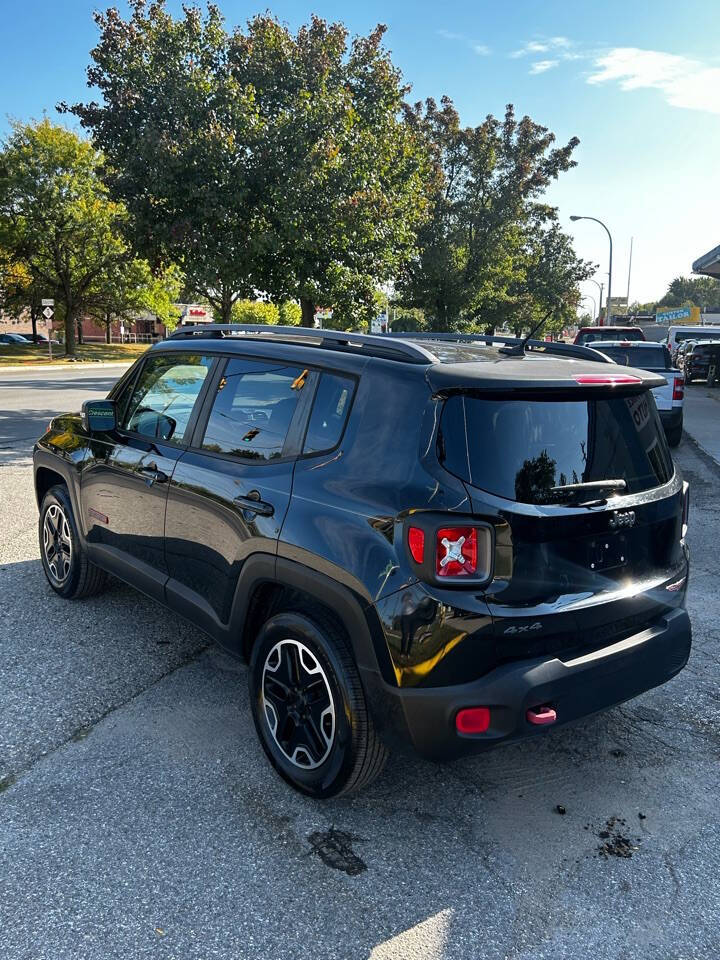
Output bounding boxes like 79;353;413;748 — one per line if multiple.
261;638;335;769
43;503;73;585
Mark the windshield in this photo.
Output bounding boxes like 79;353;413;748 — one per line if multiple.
440;392;673;504
599;345;670;369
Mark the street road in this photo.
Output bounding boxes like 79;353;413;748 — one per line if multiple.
1;367;719;960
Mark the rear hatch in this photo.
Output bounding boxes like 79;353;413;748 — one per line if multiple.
436;370;687;666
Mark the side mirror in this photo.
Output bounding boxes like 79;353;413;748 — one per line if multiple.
81;399;117;433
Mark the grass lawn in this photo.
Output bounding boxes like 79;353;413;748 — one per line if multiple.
0;342;150;367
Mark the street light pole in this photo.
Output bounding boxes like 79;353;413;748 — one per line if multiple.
587;279;604;322
581;294;596;319
571;215;613;326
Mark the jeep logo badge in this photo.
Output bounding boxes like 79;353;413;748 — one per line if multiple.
609;510;635;529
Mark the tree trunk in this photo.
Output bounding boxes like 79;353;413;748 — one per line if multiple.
30;305;39;340
65;305;77;356
76;316;84;346
105;312;111;344
300;297;315;327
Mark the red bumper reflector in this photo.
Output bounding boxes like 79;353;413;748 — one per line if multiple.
527;705;557;726
455;707;491;734
573;373;643;385
407;526;425;564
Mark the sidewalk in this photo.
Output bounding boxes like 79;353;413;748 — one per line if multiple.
682;386;720;464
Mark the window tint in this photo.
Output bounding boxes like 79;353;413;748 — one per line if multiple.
122;353;213;443
600;346;669;369
201;357;305;460
440;393;673;504
578;329;644;345
303;372;355;454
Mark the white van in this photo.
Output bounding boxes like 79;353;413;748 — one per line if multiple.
667;325;720;358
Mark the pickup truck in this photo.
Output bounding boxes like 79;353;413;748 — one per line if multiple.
595;341;684;446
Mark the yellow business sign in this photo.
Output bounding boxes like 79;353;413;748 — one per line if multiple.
655;306;701;325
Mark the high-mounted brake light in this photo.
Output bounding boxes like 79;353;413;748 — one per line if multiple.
673;376;684;401
573;373;643;385
407;526;425;564
436;526;478;577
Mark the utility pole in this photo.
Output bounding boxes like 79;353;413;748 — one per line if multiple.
626;237;634;310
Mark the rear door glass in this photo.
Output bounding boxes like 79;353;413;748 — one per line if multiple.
441;393;673;504
201;357;305;460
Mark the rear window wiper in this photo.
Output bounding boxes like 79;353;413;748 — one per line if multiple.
550;479;627;501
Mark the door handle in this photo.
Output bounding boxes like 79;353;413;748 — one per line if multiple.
138;465;169;485
233;490;275;518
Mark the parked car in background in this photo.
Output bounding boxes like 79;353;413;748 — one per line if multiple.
673;338;697;368
666;325;720;359
33;325;691;797
574;326;646;346
595;341;684;446
18;332;59;345
0;332;30;345
682;341;720;384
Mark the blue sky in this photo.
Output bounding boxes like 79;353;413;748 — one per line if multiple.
2;0;720;307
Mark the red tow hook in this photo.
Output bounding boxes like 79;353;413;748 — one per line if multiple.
526;705;557;726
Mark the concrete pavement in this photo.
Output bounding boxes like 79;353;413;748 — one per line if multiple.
682;385;720;463
1;366;719;960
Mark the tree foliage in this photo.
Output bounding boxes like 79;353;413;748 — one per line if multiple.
658;276;720;309
66;4;430;325
0;120;131;354
398;98;592;332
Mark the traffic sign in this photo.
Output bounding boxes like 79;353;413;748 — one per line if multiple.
41;298;54;307
42;306;54;320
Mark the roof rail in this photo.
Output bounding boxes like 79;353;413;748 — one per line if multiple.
168;323;437;364
384;331;612;364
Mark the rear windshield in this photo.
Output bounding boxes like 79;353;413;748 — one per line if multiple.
598;345;670;369
440;393;673;504
674;329;720;343
577;329;644;345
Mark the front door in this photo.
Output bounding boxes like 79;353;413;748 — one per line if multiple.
81;351;215;599
164;354;313;640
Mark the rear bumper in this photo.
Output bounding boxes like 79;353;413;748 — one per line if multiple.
659;407;683;430
364;606;691;761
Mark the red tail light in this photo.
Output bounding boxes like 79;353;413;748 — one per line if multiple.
673;376;684;400
436;526;478;577
407;526;425;564
573;373;643;385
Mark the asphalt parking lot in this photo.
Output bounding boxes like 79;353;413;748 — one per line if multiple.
1;367;719;960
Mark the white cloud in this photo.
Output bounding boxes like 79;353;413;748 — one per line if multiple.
437;29;491;56
511;36;571;58
530;60;559;75
587;47;720;115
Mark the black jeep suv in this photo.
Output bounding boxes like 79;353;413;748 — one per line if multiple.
33;325;691;797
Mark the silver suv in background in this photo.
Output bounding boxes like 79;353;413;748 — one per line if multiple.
596;340;684;446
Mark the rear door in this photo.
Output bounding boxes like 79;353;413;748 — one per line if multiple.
81;351;216;599
163;354;315;640
440;389;686;660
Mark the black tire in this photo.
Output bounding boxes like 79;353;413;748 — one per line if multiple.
248;609;388;798
666;424;683;448
39;485;108;599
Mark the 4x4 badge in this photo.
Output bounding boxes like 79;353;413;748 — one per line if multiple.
609;510;635;529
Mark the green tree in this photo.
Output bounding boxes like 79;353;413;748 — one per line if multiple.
658;276;720;309
398;99;588;331
68;6;430;326
0;120;131;355
87;260;184;342
0;253;46;337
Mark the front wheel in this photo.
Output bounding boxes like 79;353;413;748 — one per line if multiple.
248;610;388;798
39;485;107;599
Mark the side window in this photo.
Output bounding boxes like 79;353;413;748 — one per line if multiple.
121;353;213;443
201;357;305;460
303;372;355;454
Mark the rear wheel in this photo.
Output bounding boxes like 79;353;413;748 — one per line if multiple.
248;610;388;798
39;485;107;599
666;424;683;447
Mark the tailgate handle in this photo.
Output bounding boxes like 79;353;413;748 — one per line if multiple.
527;705;557;726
